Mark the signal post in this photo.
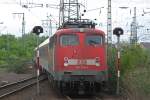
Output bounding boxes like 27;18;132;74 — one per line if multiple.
32;26;43;95
113;27;123;95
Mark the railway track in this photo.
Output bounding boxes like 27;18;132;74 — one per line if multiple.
64;92;126;100
65;95;103;100
0;74;47;99
65;95;125;100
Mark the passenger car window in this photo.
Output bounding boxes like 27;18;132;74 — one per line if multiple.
86;35;103;45
60;34;79;46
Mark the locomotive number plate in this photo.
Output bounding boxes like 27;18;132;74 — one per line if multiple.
77;59;87;65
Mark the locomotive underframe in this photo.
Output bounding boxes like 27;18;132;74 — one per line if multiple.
53;70;108;94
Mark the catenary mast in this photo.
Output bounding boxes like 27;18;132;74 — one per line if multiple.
130;7;137;44
107;0;112;44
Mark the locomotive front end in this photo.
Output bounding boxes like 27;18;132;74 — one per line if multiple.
55;28;108;94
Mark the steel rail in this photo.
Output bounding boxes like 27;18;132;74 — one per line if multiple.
0;76;36;89
0;74;47;99
94;96;103;100
65;95;102;100
65;96;72;100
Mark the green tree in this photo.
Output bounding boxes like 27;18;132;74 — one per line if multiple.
0;33;48;73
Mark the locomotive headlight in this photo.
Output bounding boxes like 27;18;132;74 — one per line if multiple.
64;57;68;67
95;57;100;66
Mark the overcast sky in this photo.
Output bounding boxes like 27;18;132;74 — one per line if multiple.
0;0;150;42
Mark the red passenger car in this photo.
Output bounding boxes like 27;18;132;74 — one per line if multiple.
36;20;108;94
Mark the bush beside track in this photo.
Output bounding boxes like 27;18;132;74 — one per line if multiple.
0;34;47;74
108;43;150;100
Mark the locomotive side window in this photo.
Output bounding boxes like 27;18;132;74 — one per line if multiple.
60;34;79;46
86;35;103;46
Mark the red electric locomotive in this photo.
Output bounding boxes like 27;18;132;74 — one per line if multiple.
36;19;108;94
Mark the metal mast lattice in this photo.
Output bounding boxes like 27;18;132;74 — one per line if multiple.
107;0;112;44
59;0;80;27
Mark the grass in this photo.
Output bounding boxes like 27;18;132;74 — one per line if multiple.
0;57;31;74
120;44;150;99
123;67;150;99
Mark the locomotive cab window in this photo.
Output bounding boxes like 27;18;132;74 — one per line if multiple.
60;34;79;46
86;35;103;46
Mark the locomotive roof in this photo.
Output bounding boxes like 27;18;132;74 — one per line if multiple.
59;19;96;29
55;28;105;35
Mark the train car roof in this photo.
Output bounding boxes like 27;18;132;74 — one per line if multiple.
34;37;49;50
